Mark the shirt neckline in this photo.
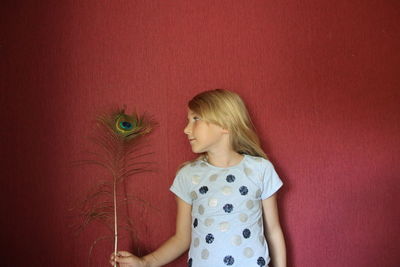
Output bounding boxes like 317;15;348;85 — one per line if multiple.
201;154;247;170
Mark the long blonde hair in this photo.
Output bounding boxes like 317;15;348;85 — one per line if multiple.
177;89;268;171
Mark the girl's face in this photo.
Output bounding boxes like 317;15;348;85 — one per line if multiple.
184;109;227;154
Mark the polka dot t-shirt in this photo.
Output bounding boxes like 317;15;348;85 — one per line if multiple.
170;154;283;267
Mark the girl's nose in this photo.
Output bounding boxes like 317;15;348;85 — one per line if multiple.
184;123;191;135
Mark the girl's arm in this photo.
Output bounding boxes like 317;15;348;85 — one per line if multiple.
141;196;192;266
262;193;287;267
112;196;192;267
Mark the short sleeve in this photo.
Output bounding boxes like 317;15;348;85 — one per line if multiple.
169;168;192;205
261;160;283;199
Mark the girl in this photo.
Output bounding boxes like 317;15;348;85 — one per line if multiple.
110;89;286;267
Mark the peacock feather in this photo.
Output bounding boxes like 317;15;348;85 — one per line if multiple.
70;107;157;267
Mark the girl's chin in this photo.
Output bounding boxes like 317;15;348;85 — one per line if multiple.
191;146;204;154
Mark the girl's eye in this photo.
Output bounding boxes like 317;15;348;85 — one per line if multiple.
186;116;201;123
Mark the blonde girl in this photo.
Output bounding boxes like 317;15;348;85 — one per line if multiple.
111;89;286;267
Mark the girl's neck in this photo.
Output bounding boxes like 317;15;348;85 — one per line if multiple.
205;151;244;168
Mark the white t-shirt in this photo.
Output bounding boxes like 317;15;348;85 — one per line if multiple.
170;154;283;267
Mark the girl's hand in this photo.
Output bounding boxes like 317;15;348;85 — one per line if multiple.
110;251;146;267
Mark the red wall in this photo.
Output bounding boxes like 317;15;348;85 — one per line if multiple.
2;1;399;266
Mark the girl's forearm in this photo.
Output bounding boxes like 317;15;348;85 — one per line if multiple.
266;228;286;267
141;235;190;267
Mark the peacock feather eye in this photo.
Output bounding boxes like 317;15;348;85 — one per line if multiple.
115;114;138;136
120;121;132;130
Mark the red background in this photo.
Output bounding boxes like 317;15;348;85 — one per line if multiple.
2;1;400;266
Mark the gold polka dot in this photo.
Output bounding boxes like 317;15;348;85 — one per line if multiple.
190;162;197;167
193;237;200;247
204;218;214;227
255;189;262;198
244;167;253;176
232;235;242;246
254;200;259;209
200;162;207;167
243;247;254;258
255;157;262;162
239;213;248;222
208;198;218;207
190;191;198;200
219;221;230;232
209;174;218;182
259;235;264;245
221;186;232;195
198;205;205;215
258;218;263;227
192;175;200;184
246;200;254;209
201;249;209;259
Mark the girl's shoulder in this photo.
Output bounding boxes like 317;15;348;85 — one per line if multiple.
175;158;204;176
244;154;276;172
246;155;275;179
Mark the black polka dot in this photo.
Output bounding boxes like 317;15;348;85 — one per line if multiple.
223;255;235;265
205;233;214;244
188;258;192;267
223;204;233;213
193;218;198;228
257;257;266;266
226;174;235;183
239;186;248;195
199;186;208;194
243;228;251;238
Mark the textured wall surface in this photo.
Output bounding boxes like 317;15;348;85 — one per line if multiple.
2;0;400;266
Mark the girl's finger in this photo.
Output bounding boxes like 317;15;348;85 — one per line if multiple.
117;251;132;257
110;253;118;261
115;256;132;264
